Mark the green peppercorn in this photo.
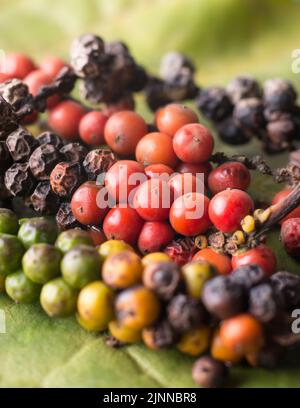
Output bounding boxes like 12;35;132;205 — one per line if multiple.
61;245;101;289
5;270;40;303
0;233;24;277
0;276;5;293
55;228;93;254
182;260;216;298
22;243;61;284
40;277;78;317
0;208;19;235
18;217;58;249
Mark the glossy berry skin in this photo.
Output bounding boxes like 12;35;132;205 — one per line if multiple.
4;53;36;79
24;69;59;109
105;160;146;204
103;96;135;117
103;206;144;245
192;356;228;388
208;162;251;195
0;72;11;83
142;252;172;267
173;123;214;164
193;248;232;275
220;314;264;355
182;260;216;298
272;188;300;224
144;164;174;180
176;162;212;184
40;277;77;317
48;100;86;141
136;132;178;168
134;179;173;221
108;320;141;343
156;103;198;136
104;111;147;156
169;192;211;236
177;326;211;356
138;221;175;253
211;329;243;364
280;218;300;258
169;173;204;200
232;245;277;277
87;227;106;246
79;111;108;146
71;181;108;225
209;189;254;233
40;56;67;79
98;239;134;261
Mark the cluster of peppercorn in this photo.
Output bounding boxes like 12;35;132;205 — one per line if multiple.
196;76;300;152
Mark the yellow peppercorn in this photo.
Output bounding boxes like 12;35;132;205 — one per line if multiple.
232;230;245;245
211;329;243;364
182;260;216;298
194;235;208;250
98;240;134;261
108;320;142;343
241;215;256;234
254;208;271;225
142;252;171;267
177;326;211;356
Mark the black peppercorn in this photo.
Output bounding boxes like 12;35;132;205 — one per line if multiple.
233;97;265;131
266;117;296;150
0;141;12;171
29;144;63;180
31;181;61;214
6;126;39;162
226;75;261;104
145;77;172;111
56;201;80;230
196;87;233;122
83;148;116;181
0;79;31;110
263;78;297;112
0;95;18;132
192;356;228;388
270;271;300;310
37;131;63;149
0;175;11;200
4;162;36;196
142;320;178;350
215;117;250;145
249;283;278;323
246;342;283;369
201;276;246;320
60;142;88;163
50;161;83;197
143;261;181;301
167;294;206;333
230;264;267;290
128;64;148;92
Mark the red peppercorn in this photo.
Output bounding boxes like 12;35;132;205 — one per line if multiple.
40;56;67;79
71;181;109;225
272;188;300;224
232;245;277;277
144;164;174;180
169;173;205;200
4;53;36;79
173;123;214;163
193;248;232;275
169;192;211;236
103;95;135;117
24;69;59;109
103;206;144;245
176;161;212;184
209;189;254;233
79;111;108;146
48;100;86;141
280;218;300;258
164;237;197;266
87;226;106;246
156;103;198;137
208;162;251;195
136;132;178;168
138;221;175;253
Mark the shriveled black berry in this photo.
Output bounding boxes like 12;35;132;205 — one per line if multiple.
249;283;278;323
56;202;80;230
83;148;116;181
37;132;63;149
263;78;297;112
216;117;250;145
128;64;148;92
160;52;195;83
29;144;63;180
0;95;18;131
167;294;206;333
6;126;38;162
143;320;178;350
230;264;267;290
4;163;36;197
60;142;88;163
143;262;181;301
270;271;300;310
31;181;61;214
246;342;283;369
0;78;31;110
145;77;172;111
192;356;228;388
201;276;246;320
0;141;12;171
233;97;265;131
196;87;233;122
226;75;261;104
266;117;296;151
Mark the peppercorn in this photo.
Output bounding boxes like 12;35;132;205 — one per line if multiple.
233;98;265;131
142;319;178;350
83;148;116;181
270;271;300;310
182;260;216;299
4;162;36;196
60;142;88;163
201;276;246;320
164;237;197;266
0;95;18;132
55;228;93;253
143;261;181;301
192;356;228;388
215;117;251;145
226;75;261;104
56;202;80;230
0;78;31;110
142;252;171;267
0;208;18;234
98;239;134;261
29;144;63;180
0;176;11;200
128;64;148;92
0;233;24;276
0;141;12;171
266;117;296;152
6;126;39;162
196;87;233;122
37;131;63;149
167;294;206;333
230;264;267;290
246;342;283;369
177;326;211;356
40;277;78;317
31;181;61;214
108;320;142;344
50;161;83;197
17;217;58;249
263;78;297;112
211;328;243;364
5;270;41;304
70;33;106;78
145;76;171;111
248;283;278;323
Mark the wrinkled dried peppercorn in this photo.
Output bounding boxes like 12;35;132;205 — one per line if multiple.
196;87;233;122
143;261;181;301
0;141;12;171
246;342;283;369
233;98;265;131
60;142;88;163
266;117;296;151
215;117;250;145
0;96;18;132
37;131;63;149
4;162;36;196
164;237;197;266
144;76;172;111
230;264;267;290
0;79;31;110
31;181;61;214
0;176;11;200
83;148;116;181
128;64;148;92
249;283;278;323
263;78;297;112
6;126;39;162
29;144;63;180
56;201;80;230
50;161;83;197
167;294;206;333
270;271;300;310
226;76;261;104
70;33;106;78
142;320;178;349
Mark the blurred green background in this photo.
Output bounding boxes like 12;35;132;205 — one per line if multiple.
1;0;300;86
